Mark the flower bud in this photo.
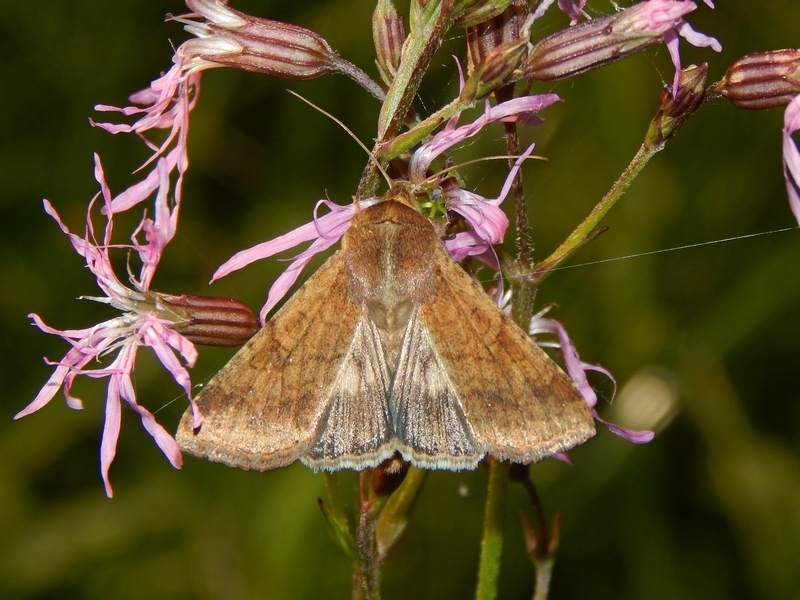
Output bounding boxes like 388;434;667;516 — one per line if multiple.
520;0;695;81
455;0;515;29
410;0;444;30
465;0;529;74
645;63;708;149
373;0;407;86
156;293;259;347
461;30;529;101
181;0;345;80
718;49;800;110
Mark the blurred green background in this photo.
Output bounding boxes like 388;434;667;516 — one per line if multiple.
2;1;799;598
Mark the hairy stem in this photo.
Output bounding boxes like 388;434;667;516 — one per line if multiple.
533;142;661;282
376;3;455;142
354;470;382;600
324;471;351;531
336;58;386;102
532;557;555;600
475;459;511;600
495;83;537;329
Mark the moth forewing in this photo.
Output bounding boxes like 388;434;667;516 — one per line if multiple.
176;251;363;470
177;186;596;473
419;245;596;462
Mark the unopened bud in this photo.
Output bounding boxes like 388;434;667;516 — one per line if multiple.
718;49;800;110
461;36;529;101
181;0;345;80
466;1;529;74
455;0;515;29
520;0;694;81
410;0;444;30
646;63;708;149
157;293;259;347
373;0;407;86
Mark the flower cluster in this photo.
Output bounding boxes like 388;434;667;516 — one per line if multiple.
28;0;799;495
18;157;200;497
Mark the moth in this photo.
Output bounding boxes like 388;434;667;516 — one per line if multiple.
176;186;595;471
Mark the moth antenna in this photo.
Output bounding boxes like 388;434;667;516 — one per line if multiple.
287;90;392;188
424;154;545;185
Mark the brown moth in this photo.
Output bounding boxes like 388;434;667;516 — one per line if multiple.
176;186;595;471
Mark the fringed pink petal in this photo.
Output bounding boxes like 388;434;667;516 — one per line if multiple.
100;374;123;498
212;198;379;322
141;320;201;423
107;149;180;215
212;199;360;282
782;95;800;224
118;366;184;470
557;0;586;24
529;311;653;443
593;410;655;443
676;20;721;53
409;97;557;181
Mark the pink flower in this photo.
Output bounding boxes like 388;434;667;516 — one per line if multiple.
527;306;655;444
91;50;200;217
526;1;720;95
212;196;380;323
18;157;200;497
213;91;560;321
408;94;560;263
441;144;533;265
408;95;560;182
782;95;800;224
90;1;263;219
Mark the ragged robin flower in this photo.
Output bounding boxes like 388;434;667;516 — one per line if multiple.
18;157;201;497
211;92;559;321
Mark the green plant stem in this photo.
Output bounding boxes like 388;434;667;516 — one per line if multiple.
532;142;661;282
324;471;350;531
377;3;452;142
376;97;472;162
495;83;537;329
355;470;382;600
375;467;427;558
357;96;473;197
532;557;554;600
475;459;511;600
335;58;386;102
